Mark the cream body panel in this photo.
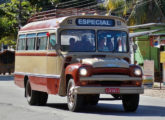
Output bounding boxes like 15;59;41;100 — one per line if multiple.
47;56;63;75
15;52;63;75
15;56;47;74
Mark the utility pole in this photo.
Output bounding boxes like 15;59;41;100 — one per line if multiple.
18;0;22;29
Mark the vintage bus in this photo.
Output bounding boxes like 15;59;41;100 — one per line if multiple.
14;9;144;112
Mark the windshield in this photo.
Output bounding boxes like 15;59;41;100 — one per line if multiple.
98;30;128;52
61;29;95;52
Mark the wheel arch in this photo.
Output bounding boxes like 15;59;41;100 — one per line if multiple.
24;75;29;97
66;74;73;90
24;75;29;88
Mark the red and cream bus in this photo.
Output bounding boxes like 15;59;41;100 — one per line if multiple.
14;9;144;112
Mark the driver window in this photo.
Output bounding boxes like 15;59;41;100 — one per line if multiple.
49;34;56;50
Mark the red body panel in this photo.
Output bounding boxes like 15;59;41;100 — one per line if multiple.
14;74;24;88
46;78;60;94
14;74;60;95
92;67;129;75
15;52;57;57
29;76;47;93
65;63;82;85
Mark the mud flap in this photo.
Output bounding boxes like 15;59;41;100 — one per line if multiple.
58;61;67;96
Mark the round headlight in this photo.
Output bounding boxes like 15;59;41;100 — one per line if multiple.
79;68;88;76
134;68;142;76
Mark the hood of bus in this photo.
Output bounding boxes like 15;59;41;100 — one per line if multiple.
81;58;129;68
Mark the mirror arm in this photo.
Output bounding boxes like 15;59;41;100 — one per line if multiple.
56;49;64;59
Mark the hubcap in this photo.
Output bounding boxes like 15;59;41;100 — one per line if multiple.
68;84;75;108
26;83;32;102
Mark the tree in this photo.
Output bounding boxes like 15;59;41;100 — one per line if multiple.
0;0;35;45
28;0;59;11
106;0;165;25
0;0;97;47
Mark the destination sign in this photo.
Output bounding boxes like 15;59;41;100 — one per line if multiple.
76;18;115;27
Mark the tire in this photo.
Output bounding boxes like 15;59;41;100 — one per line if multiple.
25;80;48;106
122;94;139;112
111;94;121;99
84;94;100;105
67;79;83;112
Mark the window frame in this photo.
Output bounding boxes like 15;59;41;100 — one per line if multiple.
17;34;26;51
48;33;56;50
60;29;96;52
36;32;48;51
26;33;37;51
97;30;129;53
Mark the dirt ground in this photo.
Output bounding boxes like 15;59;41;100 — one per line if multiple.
143;88;165;99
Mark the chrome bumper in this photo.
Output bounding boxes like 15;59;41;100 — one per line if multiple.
80;75;142;81
73;86;144;94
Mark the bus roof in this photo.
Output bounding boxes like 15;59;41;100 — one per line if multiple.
20;17;67;32
19;15;127;32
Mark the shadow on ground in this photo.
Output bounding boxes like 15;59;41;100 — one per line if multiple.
46;103;165;116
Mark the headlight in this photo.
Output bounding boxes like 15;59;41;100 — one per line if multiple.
79;68;88;76
134;68;142;76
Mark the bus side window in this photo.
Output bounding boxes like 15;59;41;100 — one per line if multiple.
27;34;36;50
36;33;48;50
49;34;56;50
36;38;40;50
17;34;26;50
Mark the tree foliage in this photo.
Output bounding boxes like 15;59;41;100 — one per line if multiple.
0;0;36;44
0;0;60;45
28;0;59;11
107;0;125;11
0;0;96;46
106;0;165;25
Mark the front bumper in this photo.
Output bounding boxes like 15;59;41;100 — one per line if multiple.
80;75;142;81
73;86;144;94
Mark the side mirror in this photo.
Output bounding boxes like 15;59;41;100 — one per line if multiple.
54;44;64;59
54;44;60;50
133;44;137;52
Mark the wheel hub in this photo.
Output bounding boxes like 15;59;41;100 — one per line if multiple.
68;86;75;107
26;83;32;102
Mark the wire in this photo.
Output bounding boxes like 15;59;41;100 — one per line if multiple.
56;0;105;15
57;0;97;8
58;0;81;5
111;0;153;14
60;2;97;9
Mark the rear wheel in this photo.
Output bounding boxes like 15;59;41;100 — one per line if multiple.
25;80;48;106
122;94;139;112
67;79;83;112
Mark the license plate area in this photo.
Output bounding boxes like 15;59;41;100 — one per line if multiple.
105;88;120;94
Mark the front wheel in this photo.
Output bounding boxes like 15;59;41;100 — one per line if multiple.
83;94;100;105
67;79;83;112
26;80;48;106
122;94;139;112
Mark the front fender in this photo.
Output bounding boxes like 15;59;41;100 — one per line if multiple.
65;63;82;85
